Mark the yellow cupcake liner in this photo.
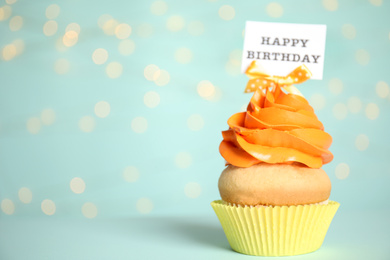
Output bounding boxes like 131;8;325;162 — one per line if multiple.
211;200;340;256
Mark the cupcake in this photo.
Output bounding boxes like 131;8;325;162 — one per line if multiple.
211;61;339;256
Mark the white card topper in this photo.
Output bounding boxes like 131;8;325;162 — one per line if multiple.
241;21;327;80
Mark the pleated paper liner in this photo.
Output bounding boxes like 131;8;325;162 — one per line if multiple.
211;200;340;256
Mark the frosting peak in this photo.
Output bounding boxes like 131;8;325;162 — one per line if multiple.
219;64;333;169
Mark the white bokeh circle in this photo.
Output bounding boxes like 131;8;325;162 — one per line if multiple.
322;0;338;11
136;198;153;214
355;134;369;151
335;163;350;180
376;81;389;98
79;116;96;133
41;109;56;125
41;199;56;216
82;202;98;218
175;152;192;169
187;114;204;131
123;166;140;183
131;117;148;133
266;2;283;18
184;182;202;199
365;103;379;120
144;91;160;108
18;187;32;204
94;101;111;118
70;177;86;194
1;199;15;215
218;5;235;20
27;117;41;134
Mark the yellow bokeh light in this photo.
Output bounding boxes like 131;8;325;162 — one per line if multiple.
12;39;24;55
65;23;81;34
152;69;161;81
184;182;202;199
136;23;154;38
174;47;193;64
187;114;204;131
26;117;41;134
9;15;23;31
166;15;185;32
143;91;160;108
118;39;135;56
347;96;362;114
115;23;132;39
369;0;382;6
355;49;370;65
45;4;60;20
175;152;192;169
365;103;379;120
266;2;283;18
2;44;17;61
154;69;170;86
218;5;235;20
94;101;111;118
335;163;350;180
82;202;98;218
322;0;338;11
54;58;70;74
188;21;204;36
41;199;56;216
355;134;369;151
131;117;148;133
79;116;96;133
0;5;12;21
225;59;241;76
150;0;168;16
123;166;139;183
342;24;356;40
229;49;242;61
1;199;15;215
41;108;56;125
62;30;78;47
55;37;67;52
376;81;389;98
97;14;112;28
106;62;123;79
18;187;32;204
70;177;86;194
102;19;119;36
43;20;58;36
6;0;17;4
144;64;160;81
136;198;153;214
92;48;109;65
197;80;216;99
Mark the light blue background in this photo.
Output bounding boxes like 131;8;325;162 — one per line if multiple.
1;0;389;259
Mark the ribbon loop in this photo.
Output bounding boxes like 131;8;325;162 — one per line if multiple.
244;61;312;96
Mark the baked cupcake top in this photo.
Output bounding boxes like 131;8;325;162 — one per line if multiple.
219;61;333;169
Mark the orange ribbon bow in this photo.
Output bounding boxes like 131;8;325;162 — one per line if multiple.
244;61;313;96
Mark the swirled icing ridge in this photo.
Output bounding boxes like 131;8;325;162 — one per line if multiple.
219;85;333;169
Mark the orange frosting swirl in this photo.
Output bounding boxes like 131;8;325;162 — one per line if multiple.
219;74;333;169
